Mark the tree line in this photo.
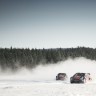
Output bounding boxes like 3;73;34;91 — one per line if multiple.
0;47;96;70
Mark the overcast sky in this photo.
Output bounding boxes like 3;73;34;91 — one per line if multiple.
0;0;96;49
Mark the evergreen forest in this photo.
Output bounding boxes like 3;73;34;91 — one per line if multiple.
0;47;96;71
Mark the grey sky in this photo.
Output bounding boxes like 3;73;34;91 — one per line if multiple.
0;0;96;49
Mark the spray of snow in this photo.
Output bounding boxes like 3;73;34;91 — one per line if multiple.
0;57;96;82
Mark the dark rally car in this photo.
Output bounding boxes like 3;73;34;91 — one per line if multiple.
56;73;67;81
70;73;86;83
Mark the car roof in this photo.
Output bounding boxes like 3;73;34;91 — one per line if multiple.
75;73;85;76
58;73;66;75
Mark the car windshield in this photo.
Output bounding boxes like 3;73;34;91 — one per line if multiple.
75;73;85;77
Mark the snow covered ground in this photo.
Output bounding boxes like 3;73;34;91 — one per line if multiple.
0;80;96;96
0;57;96;96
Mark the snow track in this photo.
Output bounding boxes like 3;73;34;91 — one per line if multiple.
0;57;96;96
0;81;96;96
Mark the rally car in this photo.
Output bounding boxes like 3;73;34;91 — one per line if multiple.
70;73;91;83
56;73;67;81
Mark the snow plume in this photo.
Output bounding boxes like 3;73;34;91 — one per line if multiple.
0;57;96;82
